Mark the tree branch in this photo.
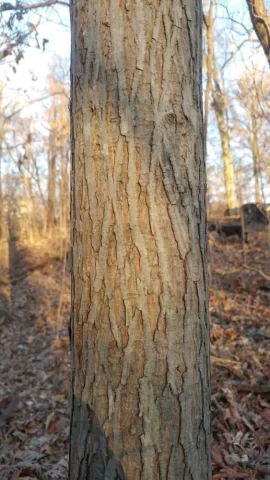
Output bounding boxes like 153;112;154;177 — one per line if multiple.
0;0;69;13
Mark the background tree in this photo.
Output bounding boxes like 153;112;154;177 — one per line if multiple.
203;1;236;209
232;64;270;203
0;60;69;241
203;0;214;157
246;0;270;64
70;1;211;479
45;60;70;233
0;83;5;238
212;64;236;209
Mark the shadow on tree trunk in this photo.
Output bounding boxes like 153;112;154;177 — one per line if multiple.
70;396;127;480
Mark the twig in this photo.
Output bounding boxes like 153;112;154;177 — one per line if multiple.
0;0;69;12
215;264;270;282
0;255;64;286
243;462;270;475
216;267;242;275
211;356;244;379
227;381;270;393
242;264;270;281
0;308;19;323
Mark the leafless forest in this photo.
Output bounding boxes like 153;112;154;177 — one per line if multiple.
0;1;269;479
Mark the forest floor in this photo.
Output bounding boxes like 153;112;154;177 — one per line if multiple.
0;226;269;479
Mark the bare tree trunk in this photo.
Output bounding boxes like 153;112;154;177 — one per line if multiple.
252;142;261;204
70;1;211;479
203;0;214;211
222;138;236;209
0;147;3;239
204;1;235;209
203;0;214;156
32;156;46;210
0;85;4;239
59;143;69;232
246;0;270;65
47;128;57;230
250;90;262;203
212;69;236;209
22;140;35;240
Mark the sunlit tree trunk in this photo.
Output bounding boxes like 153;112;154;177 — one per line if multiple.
212;70;236;209
250;90;261;203
203;0;214;156
70;1;211;479
47;116;57;230
204;1;235;209
59;141;69;231
203;0;214;208
251;134;261;204
0;145;3;239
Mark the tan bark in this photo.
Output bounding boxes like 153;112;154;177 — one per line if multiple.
246;0;270;65
70;1;211;479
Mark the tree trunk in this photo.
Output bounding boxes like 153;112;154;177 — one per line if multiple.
212;71;236;209
0;84;4;239
204;4;236;210
203;0;214;158
47;129;57;230
251;139;261;204
59;144;69;231
70;1;211;479
250;90;261;204
0;147;3;239
246;0;270;65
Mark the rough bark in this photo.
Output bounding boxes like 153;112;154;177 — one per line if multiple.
70;1;211;479
246;0;270;65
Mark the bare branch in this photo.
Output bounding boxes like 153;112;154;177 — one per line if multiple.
3;91;68;122
0;0;69;13
0;28;34;61
216;264;270;282
242;263;270;281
